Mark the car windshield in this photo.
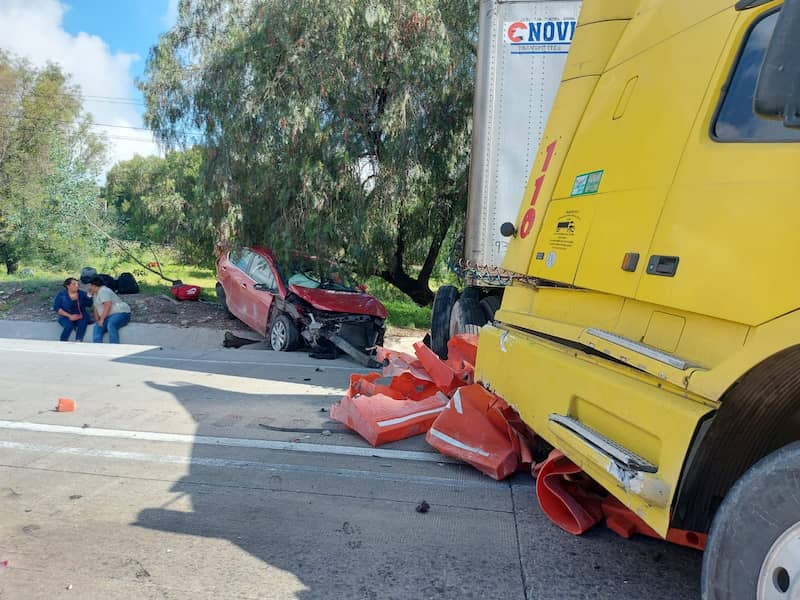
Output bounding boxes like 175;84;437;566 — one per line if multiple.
287;257;359;292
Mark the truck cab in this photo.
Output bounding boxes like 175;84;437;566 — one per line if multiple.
475;0;800;596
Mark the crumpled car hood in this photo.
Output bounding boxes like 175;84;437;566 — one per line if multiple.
289;285;388;319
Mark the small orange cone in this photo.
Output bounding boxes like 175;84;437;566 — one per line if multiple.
56;398;76;412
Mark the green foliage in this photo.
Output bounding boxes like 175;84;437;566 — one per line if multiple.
103;147;215;265
139;0;477;305
384;300;432;330
0;53;107;273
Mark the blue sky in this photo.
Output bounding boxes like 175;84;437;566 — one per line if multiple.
61;0;174;100
0;0;178;172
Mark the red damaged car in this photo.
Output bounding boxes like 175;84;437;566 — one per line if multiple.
215;246;387;365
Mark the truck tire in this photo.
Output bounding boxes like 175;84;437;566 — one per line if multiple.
431;285;459;359
449;296;487;339
269;314;300;352
480;295;501;322
701;441;800;599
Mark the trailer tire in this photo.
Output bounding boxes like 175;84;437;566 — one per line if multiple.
431;285;459;359
449;296;487;339
480;295;501;322
701;441;800;599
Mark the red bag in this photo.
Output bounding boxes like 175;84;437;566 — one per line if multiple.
171;284;201;301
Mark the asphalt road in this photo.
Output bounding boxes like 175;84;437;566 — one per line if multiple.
0;339;703;599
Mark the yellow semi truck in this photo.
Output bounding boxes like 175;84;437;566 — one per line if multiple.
475;0;800;597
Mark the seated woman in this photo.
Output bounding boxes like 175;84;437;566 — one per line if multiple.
52;277;93;342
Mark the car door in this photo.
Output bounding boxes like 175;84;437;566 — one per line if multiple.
240;252;280;334
219;247;254;321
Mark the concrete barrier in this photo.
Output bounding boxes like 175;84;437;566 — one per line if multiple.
0;320;263;350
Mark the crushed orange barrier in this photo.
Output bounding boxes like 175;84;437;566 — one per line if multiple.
56;397;76;412
330;391;449;446
535;450;605;535
426;384;526;480
601;495;707;550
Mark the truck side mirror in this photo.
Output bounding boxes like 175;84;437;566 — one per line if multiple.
500;222;517;237
754;0;800;127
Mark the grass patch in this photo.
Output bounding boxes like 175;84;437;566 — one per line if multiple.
384;300;431;330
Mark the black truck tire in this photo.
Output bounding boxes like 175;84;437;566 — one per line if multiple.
702;441;800;599
269;314;300;352
449;295;487;339
431;285;459;359
480;295;501;322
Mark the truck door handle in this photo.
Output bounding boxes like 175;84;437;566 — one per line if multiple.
646;255;679;277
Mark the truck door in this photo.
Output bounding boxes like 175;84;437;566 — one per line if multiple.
637;7;800;326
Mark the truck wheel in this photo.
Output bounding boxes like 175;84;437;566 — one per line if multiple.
431;285;459;359
269;314;300;352
449;296;487;339
480;295;501;321
702;441;800;599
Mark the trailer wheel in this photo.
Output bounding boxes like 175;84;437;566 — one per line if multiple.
269;314;300;352
449;296;487;339
431;285;459;359
480;295;501;321
702;441;800;599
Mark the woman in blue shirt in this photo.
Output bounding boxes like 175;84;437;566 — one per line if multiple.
52;277;93;342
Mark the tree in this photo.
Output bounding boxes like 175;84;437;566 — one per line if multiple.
104;146;215;264
0;53;106;272
140;0;476;304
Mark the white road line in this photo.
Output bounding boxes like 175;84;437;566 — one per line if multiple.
0;420;459;463
0;440;501;489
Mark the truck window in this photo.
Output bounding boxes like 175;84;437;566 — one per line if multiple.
713;10;800;142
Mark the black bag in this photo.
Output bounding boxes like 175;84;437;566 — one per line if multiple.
79;266;97;284
116;272;140;294
97;273;118;292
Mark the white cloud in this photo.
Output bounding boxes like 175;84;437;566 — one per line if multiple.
163;0;180;28
0;0;163;178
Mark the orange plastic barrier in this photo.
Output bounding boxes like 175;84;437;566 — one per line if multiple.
425;384;526;480
535;450;604;535
331;391;448;446
601;496;707;550
56;397;76;412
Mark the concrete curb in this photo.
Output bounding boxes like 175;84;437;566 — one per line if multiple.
0;319;263;350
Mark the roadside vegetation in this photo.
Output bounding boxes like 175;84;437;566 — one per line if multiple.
0;2;476;322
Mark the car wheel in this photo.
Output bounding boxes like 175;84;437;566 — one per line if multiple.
431;285;459;359
215;283;233;317
269;314;300;352
702;441;800;599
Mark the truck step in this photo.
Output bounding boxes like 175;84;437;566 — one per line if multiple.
548;414;658;473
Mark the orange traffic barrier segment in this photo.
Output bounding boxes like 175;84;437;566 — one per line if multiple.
56;397;76;412
426;384;527;480
534;450;605;534
330;391;449;446
601;495;707;550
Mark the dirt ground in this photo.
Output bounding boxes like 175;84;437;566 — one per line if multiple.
0;280;425;348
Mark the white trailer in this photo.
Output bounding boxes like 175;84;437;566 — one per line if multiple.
430;0;582;358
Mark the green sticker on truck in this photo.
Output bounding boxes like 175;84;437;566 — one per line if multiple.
571;170;603;196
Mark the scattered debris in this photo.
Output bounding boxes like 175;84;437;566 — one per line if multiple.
56;398;76;412
319;407;327;413
415;500;430;514
69;495;82;500
259;423;346;434
223;331;261;348
315;367;323;372
303;377;311;382
321;429;332;436
81;424;90;429
66;584;73;590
